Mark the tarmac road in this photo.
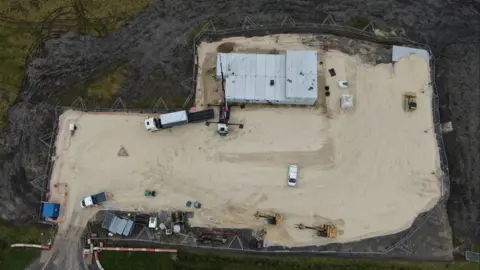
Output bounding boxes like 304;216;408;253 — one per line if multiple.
39;226;86;270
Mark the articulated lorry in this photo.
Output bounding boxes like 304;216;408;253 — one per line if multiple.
144;108;214;131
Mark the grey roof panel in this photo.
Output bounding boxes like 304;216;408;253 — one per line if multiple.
122;220;134;236
245;76;256;100
108;217;121;233
225;76;235;101
234;75;246;101
392;45;430;62
218;51;317;105
275;77;286;101
115;219;128;235
102;212;116;229
265;55;276;77
256;54;267;77
265;77;276;100
255;76;266;101
285;50;318;100
246;55;257;76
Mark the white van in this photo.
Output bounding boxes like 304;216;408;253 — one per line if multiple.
288;165;298;187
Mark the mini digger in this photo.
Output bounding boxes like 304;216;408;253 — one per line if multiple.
404;92;417;112
295;223;337;238
254;211;283;226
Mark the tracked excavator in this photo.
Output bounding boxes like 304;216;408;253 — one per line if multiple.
295;223;337;238
254;211;283;226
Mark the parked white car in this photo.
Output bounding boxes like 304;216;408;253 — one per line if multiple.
288;165;298;187
338;80;349;88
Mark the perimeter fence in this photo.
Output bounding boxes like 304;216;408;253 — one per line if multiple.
34;13;450;258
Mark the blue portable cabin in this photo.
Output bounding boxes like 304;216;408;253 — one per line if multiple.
41;202;61;219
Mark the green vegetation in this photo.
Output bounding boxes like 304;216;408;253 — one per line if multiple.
85;66;128;102
0;0;157;127
470;244;480;252
0;222;53;270
100;249;475;270
348;17;371;30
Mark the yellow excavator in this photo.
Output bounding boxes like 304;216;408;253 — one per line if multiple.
295;223;337;238
254;211;283;226
404;92;417;112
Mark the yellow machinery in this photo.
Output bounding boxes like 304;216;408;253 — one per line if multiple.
295;223;337;238
404;92;417;112
254;211;283;226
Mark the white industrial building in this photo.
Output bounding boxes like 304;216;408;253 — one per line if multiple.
216;50;318;105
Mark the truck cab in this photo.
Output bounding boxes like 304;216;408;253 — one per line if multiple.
80;196;94;208
81;192;109;208
217;123;228;136
144;117;161;131
288;165;298;187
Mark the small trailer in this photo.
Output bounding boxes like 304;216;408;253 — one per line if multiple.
145;108;214;131
81;192;112;208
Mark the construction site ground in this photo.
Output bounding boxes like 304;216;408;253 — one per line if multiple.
193;34;442;246
6;0;476;266
46;41;442;248
31;35;456;270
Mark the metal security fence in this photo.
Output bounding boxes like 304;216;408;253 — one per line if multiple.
36;13;450;257
33;106;60;225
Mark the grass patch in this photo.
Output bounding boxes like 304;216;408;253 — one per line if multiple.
85;66;128;102
99;248;474;270
0;0;157;127
0;222;53;270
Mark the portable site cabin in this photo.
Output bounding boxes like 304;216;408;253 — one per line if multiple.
41;202;61;219
102;212;134;236
216;50;318;105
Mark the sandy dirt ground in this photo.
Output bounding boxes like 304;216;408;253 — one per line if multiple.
48;87;440;248
43;34;442;249
193;34;440;246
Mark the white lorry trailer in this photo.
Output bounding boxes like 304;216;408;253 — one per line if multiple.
144;108;214;131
